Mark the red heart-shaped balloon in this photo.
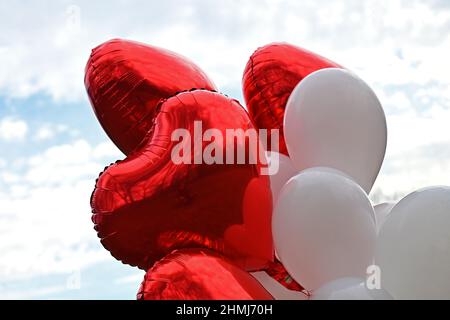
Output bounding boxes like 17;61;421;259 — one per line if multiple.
91;90;273;271
137;248;273;300
242;43;341;155
85;39;216;155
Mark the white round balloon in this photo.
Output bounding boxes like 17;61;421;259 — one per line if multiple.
373;201;395;232
300;166;376;224
266;151;298;205
284;68;387;194
273;167;377;291
310;277;393;300
376;186;450;299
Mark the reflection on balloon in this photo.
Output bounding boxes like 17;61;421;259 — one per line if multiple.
85;38;216;155
91;90;273;271
376;187;450;299
242;43;341;155
273;167;376;291
137;249;273;300
284;68;387;193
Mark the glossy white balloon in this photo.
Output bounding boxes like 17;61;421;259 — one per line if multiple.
273;167;377;291
284;68;387;194
266;151;298;205
310;277;393;300
373;201;395;232
376;186;450;299
300;167;376;223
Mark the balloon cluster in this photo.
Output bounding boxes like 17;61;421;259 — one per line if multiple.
251;45;450;300
85;40;450;300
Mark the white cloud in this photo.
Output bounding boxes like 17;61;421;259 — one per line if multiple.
92;141;123;159
372;139;450;199
22;139;123;186
385;106;450;154
0;284;68;300
1;171;21;184
382;91;412;114
0;117;28;141
0;0;447;102
35;126;54;141
0;139;123;282
33;124;79;142
114;273;144;285
34;124;70;141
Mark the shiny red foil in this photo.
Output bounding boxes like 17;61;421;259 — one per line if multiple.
242;43;341;155
85;39;217;155
137;248;273;300
91;90;274;271
266;259;304;292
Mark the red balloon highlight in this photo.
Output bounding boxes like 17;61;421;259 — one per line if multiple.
91;90;274;271
137;248;274;300
265;259;304;292
85;38;216;155
242;42;341;155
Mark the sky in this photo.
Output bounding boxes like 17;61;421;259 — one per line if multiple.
1;0;450;299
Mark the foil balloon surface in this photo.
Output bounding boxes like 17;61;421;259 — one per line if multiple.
137;249;274;300
265;259;304;292
85;38;217;155
242;43;341;155
91;90;274;271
